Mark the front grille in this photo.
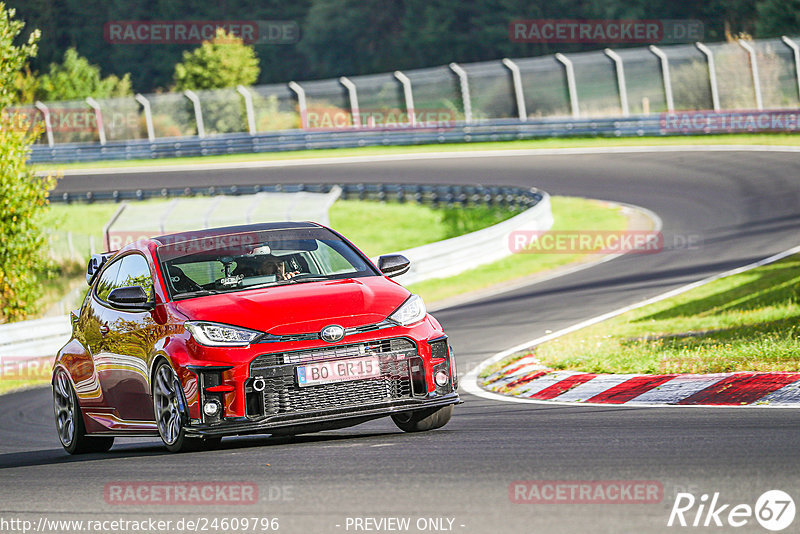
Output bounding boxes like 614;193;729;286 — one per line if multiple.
247;338;419;417
256;321;395;345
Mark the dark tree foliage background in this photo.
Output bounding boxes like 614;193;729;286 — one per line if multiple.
7;0;794;93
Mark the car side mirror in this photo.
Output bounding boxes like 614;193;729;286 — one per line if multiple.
377;254;411;278
107;286;154;310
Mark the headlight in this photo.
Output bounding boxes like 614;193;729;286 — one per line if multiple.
185;321;261;347
388;294;427;326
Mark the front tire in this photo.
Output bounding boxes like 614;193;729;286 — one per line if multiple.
152;362;217;453
53;369;114;454
391;405;453;433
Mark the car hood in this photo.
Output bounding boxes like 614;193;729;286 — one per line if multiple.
173;276;410;334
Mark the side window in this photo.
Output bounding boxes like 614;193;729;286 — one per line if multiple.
94;260;121;302
115;254;154;296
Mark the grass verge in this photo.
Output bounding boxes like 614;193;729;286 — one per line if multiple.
408;197;629;304
32;133;800;172
537;254;800;374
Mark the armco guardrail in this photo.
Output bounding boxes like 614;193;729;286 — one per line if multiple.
0;316;72;359
1;184;548;358
389;192;553;286
32;116;664;164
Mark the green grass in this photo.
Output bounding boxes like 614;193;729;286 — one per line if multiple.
408;197;629;303
32;133;800;172
329;200;458;257
537;254;800;374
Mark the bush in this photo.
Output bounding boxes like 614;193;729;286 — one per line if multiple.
0;4;56;321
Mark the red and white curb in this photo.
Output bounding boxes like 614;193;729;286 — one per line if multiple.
461;244;800;408
479;354;800;407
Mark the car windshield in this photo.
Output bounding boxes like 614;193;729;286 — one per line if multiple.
156;227;378;299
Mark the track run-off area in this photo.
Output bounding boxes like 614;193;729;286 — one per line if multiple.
3;146;800;533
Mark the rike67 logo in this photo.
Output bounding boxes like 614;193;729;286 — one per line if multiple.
668;490;795;531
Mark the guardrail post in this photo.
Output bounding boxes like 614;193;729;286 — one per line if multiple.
394;70;416;126
781;36;800;103
236;85;257;135
288;81;308;129
604;49;629;117
449;62;473;124
695;42;720;111
134;94;155;142
502;58;527;121
183;90;205;138
555;53;580;118
738;39;763;110
648;45;674;112
34;101;54;147
85;97;107;145
339;76;361;128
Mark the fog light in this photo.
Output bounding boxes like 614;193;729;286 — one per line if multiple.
203;400;221;417
252;377;266;392
434;370;449;387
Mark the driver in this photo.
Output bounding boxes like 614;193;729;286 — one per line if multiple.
255;255;298;280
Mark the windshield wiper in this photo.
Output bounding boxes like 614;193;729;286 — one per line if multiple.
173;289;221;300
244;276;329;290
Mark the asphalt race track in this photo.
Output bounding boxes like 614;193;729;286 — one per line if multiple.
3;149;800;533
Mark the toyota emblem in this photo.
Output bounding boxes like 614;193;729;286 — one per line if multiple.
320;324;345;343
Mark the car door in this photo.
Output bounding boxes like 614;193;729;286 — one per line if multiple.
91;253;159;422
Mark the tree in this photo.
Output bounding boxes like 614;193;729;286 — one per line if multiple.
756;0;800;37
173;28;260;90
36;48;132;102
0;3;55;321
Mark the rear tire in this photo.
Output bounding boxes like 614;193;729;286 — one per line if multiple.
53;369;114;454
391;405;453;433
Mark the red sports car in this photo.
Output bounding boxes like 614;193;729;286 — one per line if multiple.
52;222;459;453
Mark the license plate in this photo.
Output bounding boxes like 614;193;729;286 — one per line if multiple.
296;356;381;387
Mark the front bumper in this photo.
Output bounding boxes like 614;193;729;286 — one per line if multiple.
184;333;460;437
184;392;460;437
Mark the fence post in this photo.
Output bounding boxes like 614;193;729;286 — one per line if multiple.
738;40;763;110
394;71;416;126
555;53;580;118
648;45;674;112
236;85;257;135
604;49;629;117
135;94;155;142
502;58;527;121
34;101;54;147
183;90;205;138
449;62;473;124
85;97;107;145
288;81;308;129
695;42;720;111
339;76;361;128
781;36;800;103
